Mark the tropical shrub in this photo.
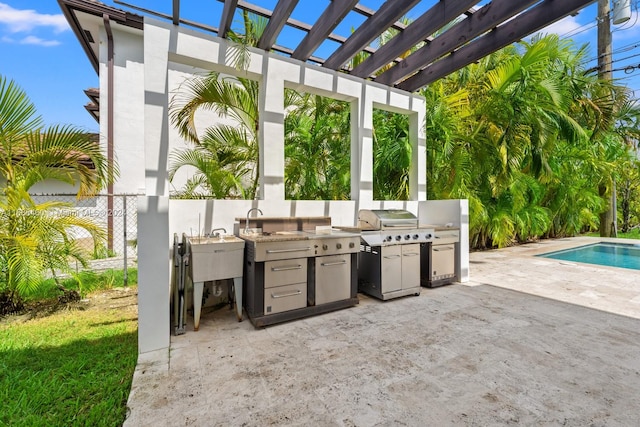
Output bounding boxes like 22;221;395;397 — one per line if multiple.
424;35;640;248
0;75;111;310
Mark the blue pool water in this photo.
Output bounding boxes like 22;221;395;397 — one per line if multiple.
538;242;640;270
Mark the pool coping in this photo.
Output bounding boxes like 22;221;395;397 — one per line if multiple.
468;236;640;320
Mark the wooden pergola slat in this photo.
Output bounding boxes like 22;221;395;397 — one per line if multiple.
398;0;597;91
323;0;420;70
350;0;479;79
376;0;540;86
110;0;598;92
172;0;179;25
350;2;408;32
219;0;239;38
292;0;359;61
257;0;299;50
219;0;380;59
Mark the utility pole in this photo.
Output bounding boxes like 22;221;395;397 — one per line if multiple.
597;0;612;81
597;0;617;237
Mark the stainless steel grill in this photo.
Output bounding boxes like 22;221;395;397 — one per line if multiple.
358;209;434;247
356;209;433;300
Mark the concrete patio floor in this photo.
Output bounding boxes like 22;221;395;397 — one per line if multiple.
124;237;640;426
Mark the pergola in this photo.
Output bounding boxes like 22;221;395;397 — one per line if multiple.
64;0;597;93
58;0;600;354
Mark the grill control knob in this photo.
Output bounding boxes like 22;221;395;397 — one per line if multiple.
395;235;402;241
336;243;342;249
385;236;393;242
413;234;419;240
322;244;328;250
426;233;432;238
404;234;411;240
349;242;355;248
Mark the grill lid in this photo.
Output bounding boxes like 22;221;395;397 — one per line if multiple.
358;209;418;230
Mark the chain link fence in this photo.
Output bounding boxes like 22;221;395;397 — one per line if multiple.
30;194;138;275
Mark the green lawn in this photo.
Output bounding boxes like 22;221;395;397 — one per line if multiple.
0;286;138;426
586;228;640;239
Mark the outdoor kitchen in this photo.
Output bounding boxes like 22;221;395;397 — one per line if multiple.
169;203;464;332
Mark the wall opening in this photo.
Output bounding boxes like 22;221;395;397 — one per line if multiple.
168;71;260;200
284;89;351;200
373;108;410;200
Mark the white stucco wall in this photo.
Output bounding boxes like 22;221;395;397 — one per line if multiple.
98;25;145;196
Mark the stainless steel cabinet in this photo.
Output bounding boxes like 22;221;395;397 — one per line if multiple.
431;244;455;282
264;259;307;314
380;245;402;294
401;244;421;289
315;254;351;305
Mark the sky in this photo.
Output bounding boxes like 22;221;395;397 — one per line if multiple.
1;1;639;134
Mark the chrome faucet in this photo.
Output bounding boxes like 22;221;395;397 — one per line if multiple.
209;227;226;238
245;208;263;234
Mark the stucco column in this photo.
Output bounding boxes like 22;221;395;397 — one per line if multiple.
137;196;171;353
258;57;286;200
356;86;375;203
410;97;427;201
138;21;172;353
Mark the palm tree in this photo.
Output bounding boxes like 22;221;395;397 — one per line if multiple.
284;91;351;200
372;109;411;200
0;75;111;308
169;12;267;199
171;11;355;201
424;35;624;248
170;72;260;198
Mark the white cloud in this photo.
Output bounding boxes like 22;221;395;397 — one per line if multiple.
20;35;60;47
0;2;69;33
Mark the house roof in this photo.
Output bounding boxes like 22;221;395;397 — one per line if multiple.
84;88;100;123
58;0;143;74
59;0;596;92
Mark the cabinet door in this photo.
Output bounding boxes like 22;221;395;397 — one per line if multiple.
380;245;402;293
432;245;455;280
401;244;421;289
315;254;351;305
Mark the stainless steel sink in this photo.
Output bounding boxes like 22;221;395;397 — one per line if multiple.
188;236;245;329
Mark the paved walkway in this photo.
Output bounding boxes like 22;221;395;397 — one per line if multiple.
124;237;640;426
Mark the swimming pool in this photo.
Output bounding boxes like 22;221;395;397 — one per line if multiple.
538;242;640;270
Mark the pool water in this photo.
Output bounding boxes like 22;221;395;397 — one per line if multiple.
538;242;640;270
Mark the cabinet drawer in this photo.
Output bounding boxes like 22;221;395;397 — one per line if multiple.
264;259;307;289
253;241;315;262
264;283;307;315
433;230;459;245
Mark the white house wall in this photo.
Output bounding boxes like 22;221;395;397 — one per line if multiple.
99;25;145;196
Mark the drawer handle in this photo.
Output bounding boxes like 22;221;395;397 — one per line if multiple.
271;265;303;272
383;255;401;259
403;253;419;257
213;248;243;253
271;290;302;299
320;260;347;267
266;247;312;254
433;246;454;251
